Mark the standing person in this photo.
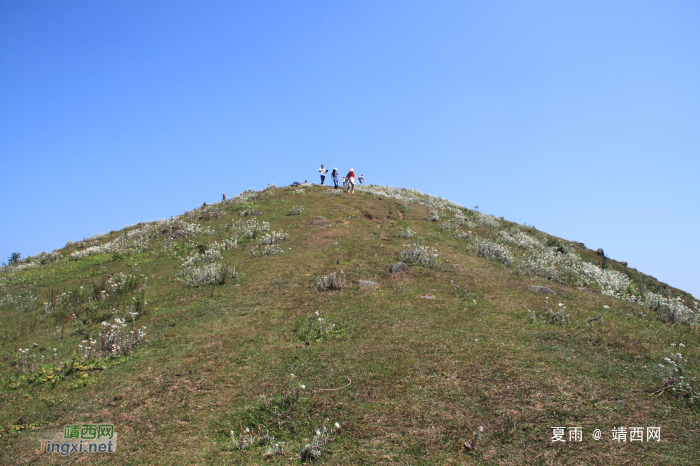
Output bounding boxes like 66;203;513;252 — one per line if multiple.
346;168;356;194
331;168;339;189
358;174;364;185
222;193;226;201
319;164;328;185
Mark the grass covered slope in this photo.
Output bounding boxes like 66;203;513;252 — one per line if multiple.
1;184;698;465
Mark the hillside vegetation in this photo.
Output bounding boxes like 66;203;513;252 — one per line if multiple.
1;184;698;465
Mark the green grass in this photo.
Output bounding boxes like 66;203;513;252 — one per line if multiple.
0;185;698;465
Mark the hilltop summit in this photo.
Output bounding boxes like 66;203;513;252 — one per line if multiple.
1;185;698;465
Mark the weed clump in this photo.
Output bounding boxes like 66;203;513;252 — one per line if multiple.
239;206;260;217
527;298;570;326
79;317;148;360
451;280;469;299
470;238;513;266
228;219;270;240
294;312;346;342
316;272;346;291
249;245;285;258
289;205;305;215
231;426;269;450
179;263;235;286
397;227;415;238
399;243;438;267
299;420;340;460
656;343;699;407
258;230;289;245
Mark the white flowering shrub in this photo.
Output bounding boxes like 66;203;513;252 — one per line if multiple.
180;249;223;270
498;230;543;250
527;308;570;326
229;219;270;240
316;272;346;291
43;289;79;315
300;420;340;460
355;185;463;212
249;244;285;258
238;204;261;217
439;218;473;241
646;296;699;326
105;272;144;295
33;251;63;266
258;230;289;245
230;427;266;450
428;209;440;221
656;343;699;406
294;189;305;194
399;243;439;267
209;238;237;251
476;212;501;229
263;442;288;457
78;317;148;360
69;233;150;260
177;243;235;286
469;238;513;266
289;205;304;215
452;213;476;229
178;263;235;286
229;189;259;207
453;230;472;241
398;227;415;238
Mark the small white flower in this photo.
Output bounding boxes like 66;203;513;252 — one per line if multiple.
334;422;340;429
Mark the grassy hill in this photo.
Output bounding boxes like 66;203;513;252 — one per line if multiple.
1;184;698;465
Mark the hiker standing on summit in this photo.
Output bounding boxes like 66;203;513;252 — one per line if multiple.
346;168;356;194
319;164;328;185
331;168;339;190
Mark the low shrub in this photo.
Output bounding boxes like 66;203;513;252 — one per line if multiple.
399;243;438;267
316;272;346;291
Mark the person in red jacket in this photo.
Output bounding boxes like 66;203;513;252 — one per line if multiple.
346;168;356;194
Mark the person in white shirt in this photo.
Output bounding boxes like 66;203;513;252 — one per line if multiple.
319;164;328;185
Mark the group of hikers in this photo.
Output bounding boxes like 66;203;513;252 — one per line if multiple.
221;165;366;201
319;165;364;194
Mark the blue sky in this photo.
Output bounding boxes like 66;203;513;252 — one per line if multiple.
1;1;698;297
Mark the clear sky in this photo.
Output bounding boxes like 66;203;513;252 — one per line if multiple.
1;1;698;297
